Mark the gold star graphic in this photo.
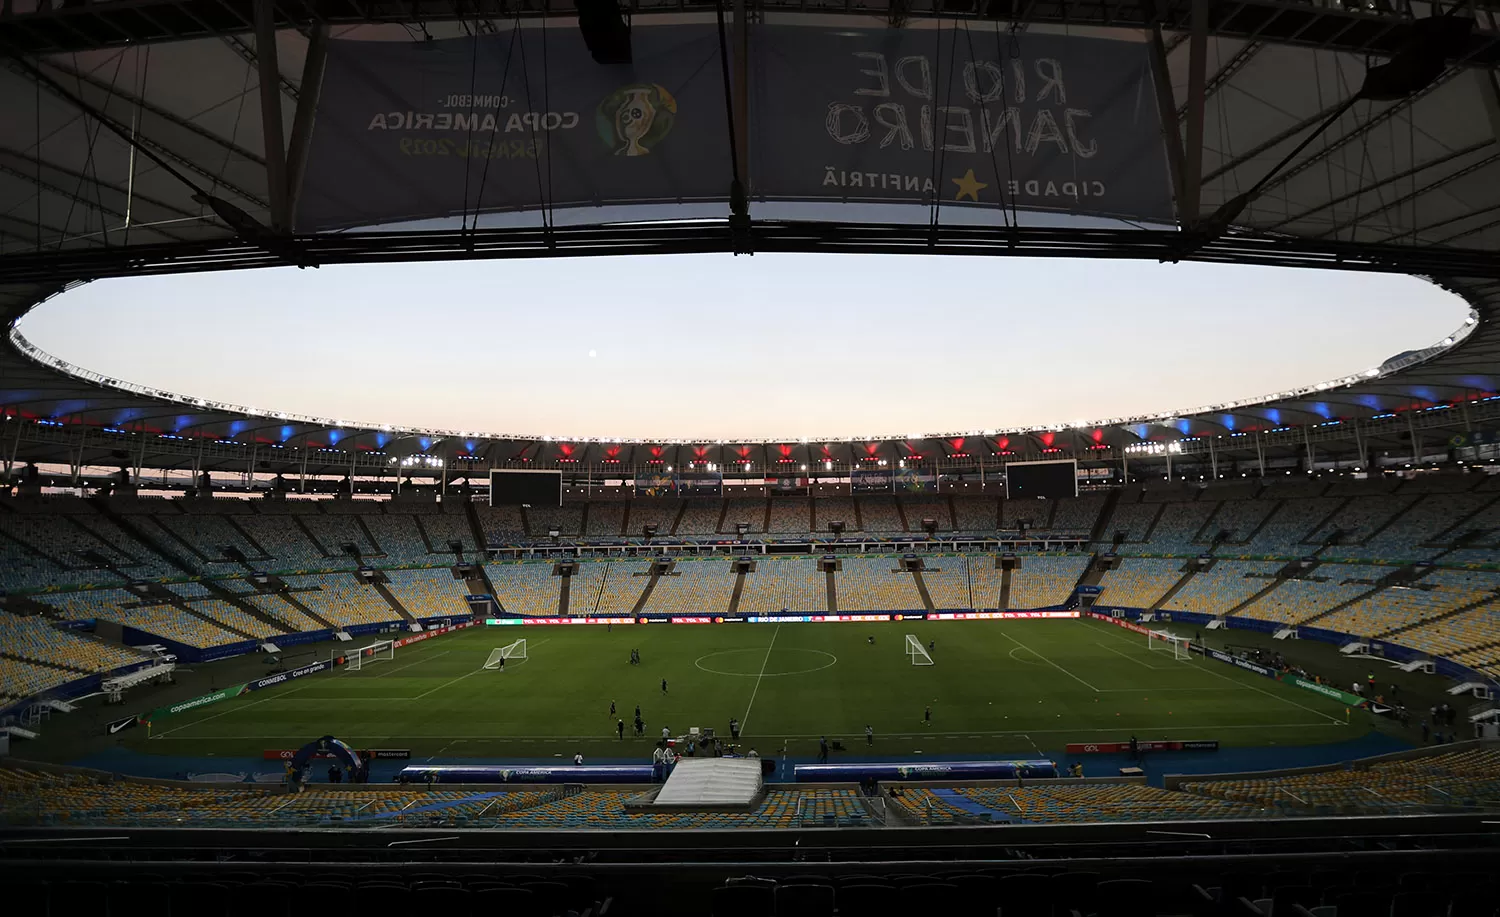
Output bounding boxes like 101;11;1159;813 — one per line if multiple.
951;169;988;202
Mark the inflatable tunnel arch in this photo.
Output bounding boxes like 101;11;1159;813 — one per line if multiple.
287;735;366;785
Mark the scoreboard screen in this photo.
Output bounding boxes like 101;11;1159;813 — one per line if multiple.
1006;460;1078;500
489;469;563;507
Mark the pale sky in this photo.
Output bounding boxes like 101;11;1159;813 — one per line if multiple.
17;255;1467;440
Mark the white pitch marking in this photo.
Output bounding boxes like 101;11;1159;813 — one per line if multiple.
999;630;1100;691
738;625;781;736
1095;641;1167;670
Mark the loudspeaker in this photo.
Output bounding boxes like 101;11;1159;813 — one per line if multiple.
575;0;631;64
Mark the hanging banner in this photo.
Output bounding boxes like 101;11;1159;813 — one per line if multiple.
895;469;938;493
675;471;724;496
635;473;677;497
852;469;894;493
751;26;1172;222
298;26;732;230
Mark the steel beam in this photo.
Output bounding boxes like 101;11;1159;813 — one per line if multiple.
285;24;329;230
253;0;289;231
1148;24;1189;220
1181;0;1210;224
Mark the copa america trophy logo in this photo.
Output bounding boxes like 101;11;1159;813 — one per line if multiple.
597;84;677;156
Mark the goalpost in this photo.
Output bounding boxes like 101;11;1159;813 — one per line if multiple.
344;640;395;672
1147;629;1192;661
905;634;934;666
483;639;528;670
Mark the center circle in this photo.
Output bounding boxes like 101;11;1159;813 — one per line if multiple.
694;648;838;678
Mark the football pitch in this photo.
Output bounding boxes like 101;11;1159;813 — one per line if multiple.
134;618;1360;761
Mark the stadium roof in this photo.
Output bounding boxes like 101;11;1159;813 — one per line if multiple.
1;0;1500;475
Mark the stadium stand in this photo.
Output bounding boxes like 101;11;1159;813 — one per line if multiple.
230;513;327;570
837;556;921;611
1138;500;1215;552
358;515;432;563
1180;746;1500;815
300;513;379;564
419;505;475;554
720;499;766;534
284;575;401;628
1200;497;1276;544
0;611;150;676
1307;495;1418;545
381;569;466;618
968;556;1003;610
1234;564;1389;625
584;501;625;537
1162;560;1282;615
902;499;950;531
1314;569;1500;639
813;497;857;532
592;562;652;615
36;589;246;648
1036;492;1105;533
1245;497;1345;554
921;556;973;609
1008;555;1090;609
952;495;998;532
766;498;811;534
893;783;1265;825
675;500;723;536
857;496;904;534
629;499;682;537
1096;558;1185;609
473;503;526;543
738;557;825;614
1099;500;1158;542
527;505;585;538
487;563;561;617
642;560;735;614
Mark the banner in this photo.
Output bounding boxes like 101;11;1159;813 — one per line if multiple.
635;473;676;497
264;747;410;761
1205;648;1276;678
767;475;810;496
105;714;141;736
753;26;1172;222
929;610;1078;620
299;27;731;230
744;614;892;623
1283;675;1366;707
243;660;330;693
895;469;938;493
852;469;893;493
144;682;247;723
1066;740;1218;754
399;764;657;784
675;471;723;496
795;759;1057;782
515;616;635;625
392;620;474;648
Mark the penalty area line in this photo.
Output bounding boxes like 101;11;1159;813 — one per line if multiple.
999;630;1101;692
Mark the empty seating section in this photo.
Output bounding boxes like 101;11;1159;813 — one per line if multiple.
39;589;244;648
642;560;735;614
152;513;263;567
675;500;722;535
968;557;1003;609
739;557;825;614
1040;493;1104;533
418;510;473;553
1162;561;1281;615
232;514;326;569
359;516;431;563
1405;472;1484;494
837;557;921;611
629;500;681;536
721;499;766;534
236;593;318;633
814;498;856;533
921;557;972;609
1097;559;1184;608
948;783;1264;824
766;499;810;534
474;504;526;543
71;515;177;577
1400;599;1500;664
526;505;584;537
0;657;72;701
0;513;138;585
1181;747;1500;814
1102;502;1158;542
593;562;651;615
487;563;560;616
284;575;398;628
174;596;281;639
0;612;150;675
301;514;378;562
1246;498;1343;554
902;499;949;532
951;495;998;532
1203;498;1275;543
585;502;625;537
482;787;865;829
382;569;464;617
1235;564;1388;625
1316;569;1500;639
1008;555;1089;609
1261;479;1328;500
1338;492;1493;561
858;497;903;533
1308;495;1417;544
1140;501;1215;552
567;562;607;615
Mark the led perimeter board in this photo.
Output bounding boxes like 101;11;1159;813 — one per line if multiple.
489;469;563;507
1006;459;1078;500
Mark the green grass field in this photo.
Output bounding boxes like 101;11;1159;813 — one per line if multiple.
131;618;1362;761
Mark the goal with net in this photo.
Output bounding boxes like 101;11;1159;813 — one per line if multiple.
1147;629;1192;661
344;640;395;672
905;634;934;666
483;639;528;670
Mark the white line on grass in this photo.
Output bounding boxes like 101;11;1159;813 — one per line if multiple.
1094;642;1167;671
999;630;1100;691
410;639;549;700
738;624;781;736
150;722;1345;742
150;682;315;739
1085;618;1344;725
366;650;452;679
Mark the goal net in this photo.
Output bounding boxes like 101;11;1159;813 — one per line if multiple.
905;634;934;666
345;640;395;672
483;639;527;670
1147;630;1191;661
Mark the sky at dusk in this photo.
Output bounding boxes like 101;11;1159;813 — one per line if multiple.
17;254;1467;441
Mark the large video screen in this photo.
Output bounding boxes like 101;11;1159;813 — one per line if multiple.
489;469;562;507
1006;460;1078;500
